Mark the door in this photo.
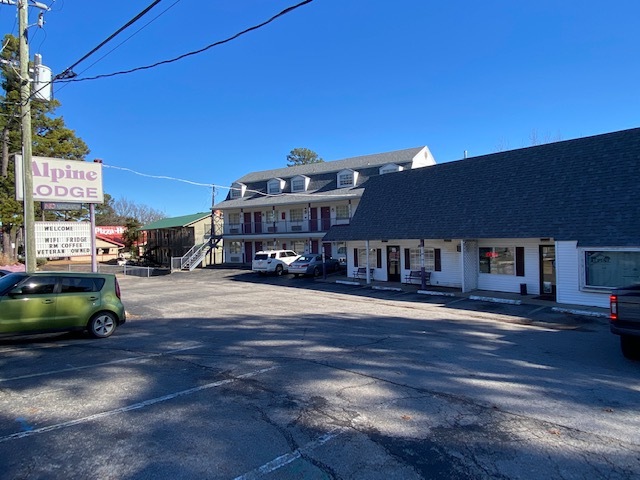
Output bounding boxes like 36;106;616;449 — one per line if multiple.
0;275;58;334
243;213;252;234
387;245;401;282
244;242;253;263
310;208;318;232
253;212;262;234
320;207;331;230
539;245;556;299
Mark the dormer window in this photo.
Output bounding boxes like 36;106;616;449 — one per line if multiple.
337;169;358;188
230;182;246;199
379;163;403;175
267;178;284;194
291;175;309;193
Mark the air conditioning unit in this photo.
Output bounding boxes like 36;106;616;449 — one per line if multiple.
267;226;277;233
230;256;240;262
230;228;239;234
291;225;302;232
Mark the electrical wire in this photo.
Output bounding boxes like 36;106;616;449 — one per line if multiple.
55;0;164;80
102;163;360;200
57;0;315;83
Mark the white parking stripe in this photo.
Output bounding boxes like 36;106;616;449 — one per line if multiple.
232;427;346;480
0;345;203;383
0;366;277;443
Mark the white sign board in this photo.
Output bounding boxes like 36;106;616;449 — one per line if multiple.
15;155;104;203
35;222;92;257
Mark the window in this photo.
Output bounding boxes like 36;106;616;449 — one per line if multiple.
291;177;307;192
60;277;103;293
479;247;515;275
229;241;242;254
230;183;245;198
357;248;378;268
289;208;303;222
291;240;306;253
267;179;282;194
584;250;640;288
408;248;435;271
18;276;57;295
379;164;403;175
266;210;277;223
335;205;349;219
338;172;354;188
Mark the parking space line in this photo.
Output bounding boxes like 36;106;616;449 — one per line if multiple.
0;345;203;383
232;427;346;480
0;366;278;443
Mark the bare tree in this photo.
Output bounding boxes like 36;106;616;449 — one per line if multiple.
112;197;165;225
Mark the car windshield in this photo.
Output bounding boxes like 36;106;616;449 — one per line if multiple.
0;273;28;295
254;254;268;260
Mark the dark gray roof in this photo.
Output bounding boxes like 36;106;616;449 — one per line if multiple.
234;147;426;183
216;147;428;209
324;127;640;247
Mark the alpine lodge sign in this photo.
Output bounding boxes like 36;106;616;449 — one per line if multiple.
15;155;104;203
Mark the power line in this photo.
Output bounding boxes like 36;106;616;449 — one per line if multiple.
54;0;164;80
102;163;360;200
57;0;315;83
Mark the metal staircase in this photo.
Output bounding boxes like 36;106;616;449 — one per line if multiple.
179;214;224;271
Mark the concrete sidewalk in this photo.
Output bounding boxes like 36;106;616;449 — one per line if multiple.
324;274;609;319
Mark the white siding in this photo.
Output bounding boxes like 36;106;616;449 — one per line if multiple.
556;241;610;308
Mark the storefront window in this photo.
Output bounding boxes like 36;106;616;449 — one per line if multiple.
358;248;377;268
585;250;640;288
479;247;514;275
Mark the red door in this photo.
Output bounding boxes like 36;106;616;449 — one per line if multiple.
243;213;252;234
310;208;318;232
254;212;262;234
320;207;331;230
244;242;253;263
311;240;319;254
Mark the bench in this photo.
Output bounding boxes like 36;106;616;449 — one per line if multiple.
404;270;431;285
353;267;374;280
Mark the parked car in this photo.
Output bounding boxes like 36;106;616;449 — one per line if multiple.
0;269;13;277
610;284;640;359
252;250;299;276
0;272;126;339
289;254;341;277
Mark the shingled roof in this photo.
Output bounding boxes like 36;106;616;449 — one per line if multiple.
139;212;210;231
324;127;640;247
215;147;431;209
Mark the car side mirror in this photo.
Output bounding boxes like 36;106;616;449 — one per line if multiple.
8;287;23;297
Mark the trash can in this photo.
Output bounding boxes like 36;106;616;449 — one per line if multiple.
520;283;527;296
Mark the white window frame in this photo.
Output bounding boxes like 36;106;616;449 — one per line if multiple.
335;205;349;220
579;247;640;290
409;248;434;271
267;179;283;195
291;175;309;193
337;169;357;188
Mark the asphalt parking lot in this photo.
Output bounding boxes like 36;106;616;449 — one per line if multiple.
1;268;638;479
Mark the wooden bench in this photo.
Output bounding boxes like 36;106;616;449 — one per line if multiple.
404;270;431;285
353;267;373;279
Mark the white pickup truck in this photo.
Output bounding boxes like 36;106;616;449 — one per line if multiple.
610;285;640;360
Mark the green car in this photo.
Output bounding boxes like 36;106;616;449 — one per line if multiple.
0;271;126;339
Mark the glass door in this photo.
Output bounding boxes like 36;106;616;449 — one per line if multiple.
539;245;556;299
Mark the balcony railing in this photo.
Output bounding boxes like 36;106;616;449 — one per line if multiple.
224;218;350;235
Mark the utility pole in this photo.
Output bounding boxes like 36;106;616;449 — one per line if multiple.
18;0;36;272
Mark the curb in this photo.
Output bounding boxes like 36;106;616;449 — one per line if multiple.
417;290;457;297
551;307;609;318
468;295;522;305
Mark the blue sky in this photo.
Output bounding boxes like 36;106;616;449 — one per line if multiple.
3;0;640;218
